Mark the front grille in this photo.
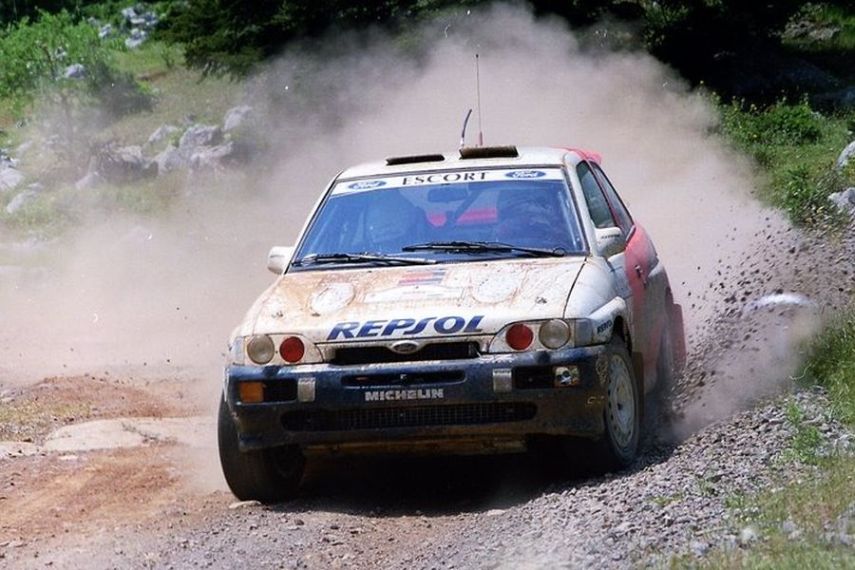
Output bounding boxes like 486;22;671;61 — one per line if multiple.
331;342;479;366
342;371;464;387
281;402;536;431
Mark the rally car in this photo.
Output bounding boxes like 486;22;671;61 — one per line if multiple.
218;145;686;502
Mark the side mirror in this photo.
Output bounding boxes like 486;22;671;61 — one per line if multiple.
595;227;625;258
267;245;295;274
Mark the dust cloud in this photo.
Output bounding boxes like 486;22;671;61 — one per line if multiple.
0;4;840;434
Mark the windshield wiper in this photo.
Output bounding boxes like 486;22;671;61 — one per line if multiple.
402;240;566;257
292;252;436;267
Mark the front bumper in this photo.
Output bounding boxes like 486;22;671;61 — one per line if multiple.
224;344;609;454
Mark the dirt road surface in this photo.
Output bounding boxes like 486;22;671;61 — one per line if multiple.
1;224;853;569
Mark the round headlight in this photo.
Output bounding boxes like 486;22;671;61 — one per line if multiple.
246;335;275;364
506;323;534;351
539;319;571;349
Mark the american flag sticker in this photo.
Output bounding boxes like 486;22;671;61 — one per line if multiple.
398;268;447;286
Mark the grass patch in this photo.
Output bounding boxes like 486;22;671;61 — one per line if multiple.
803;311;855;426
720;99;855;226
781;401;823;465
0;398;90;444
693;456;855;570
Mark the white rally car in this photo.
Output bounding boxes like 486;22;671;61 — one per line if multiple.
219;145;685;502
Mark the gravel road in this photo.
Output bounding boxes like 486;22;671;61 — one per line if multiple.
1;222;853;569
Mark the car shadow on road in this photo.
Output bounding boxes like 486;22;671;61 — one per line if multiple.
265;437;678;518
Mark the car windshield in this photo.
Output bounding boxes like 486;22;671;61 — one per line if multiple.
292;167;587;269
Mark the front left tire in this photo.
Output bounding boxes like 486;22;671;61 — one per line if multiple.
218;397;305;503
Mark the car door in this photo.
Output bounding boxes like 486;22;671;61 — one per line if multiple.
590;163;664;369
576;161;637;330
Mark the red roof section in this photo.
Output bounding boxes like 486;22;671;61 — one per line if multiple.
560;147;602;165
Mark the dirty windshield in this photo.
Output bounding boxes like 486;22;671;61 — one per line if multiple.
293;168;586;268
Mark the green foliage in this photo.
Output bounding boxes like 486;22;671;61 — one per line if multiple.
720;99;854;226
782;401;823;464
0;10;151;117
803;311;855;426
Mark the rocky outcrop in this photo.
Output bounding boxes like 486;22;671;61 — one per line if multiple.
76;144;157;188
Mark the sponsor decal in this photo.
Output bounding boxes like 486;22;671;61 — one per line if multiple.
332;169;565;195
364;388;444;402
348;180;386;190
328;315;484;340
505;170;547;179
401;171;488;186
398;268;447;286
596;319;613;334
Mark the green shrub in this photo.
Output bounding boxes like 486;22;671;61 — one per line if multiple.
720;99;854;226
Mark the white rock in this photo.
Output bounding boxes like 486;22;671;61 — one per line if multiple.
229;500;261;510
829;187;855;215
739;525;759;545
0;166;24;192
223;105;253;132
837;140;855;169
64;64;86;79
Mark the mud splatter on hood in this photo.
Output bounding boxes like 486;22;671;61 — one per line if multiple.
236;258;592;343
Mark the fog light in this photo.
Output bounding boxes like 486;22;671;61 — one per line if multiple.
238;381;264;403
554;366;581;387
539;319;571;349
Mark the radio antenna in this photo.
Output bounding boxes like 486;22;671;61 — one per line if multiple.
475;53;484;146
459;108;473;149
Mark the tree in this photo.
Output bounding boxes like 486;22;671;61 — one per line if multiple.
0;11;150;160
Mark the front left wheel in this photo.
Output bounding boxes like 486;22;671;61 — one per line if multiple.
218;397;305;503
595;336;641;469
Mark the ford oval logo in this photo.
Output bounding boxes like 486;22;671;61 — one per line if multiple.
389;340;421;354
349;180;387;190
505;170;546;179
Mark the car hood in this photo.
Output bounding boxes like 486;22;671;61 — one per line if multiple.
237;258;588;343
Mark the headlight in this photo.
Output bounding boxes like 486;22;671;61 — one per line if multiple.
539;319;571;349
246;334;275;364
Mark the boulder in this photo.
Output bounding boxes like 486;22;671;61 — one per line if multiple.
190;141;237;170
87;144;157;184
179;124;223;150
155;144;187;174
125;28;147;49
837;141;855;170
223;105;253;132
64;64;86;79
0;166;24;193
146;124;180;148
829;188;855;216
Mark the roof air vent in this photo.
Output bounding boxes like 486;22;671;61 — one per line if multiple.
385;154;446;166
459;146;519;159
